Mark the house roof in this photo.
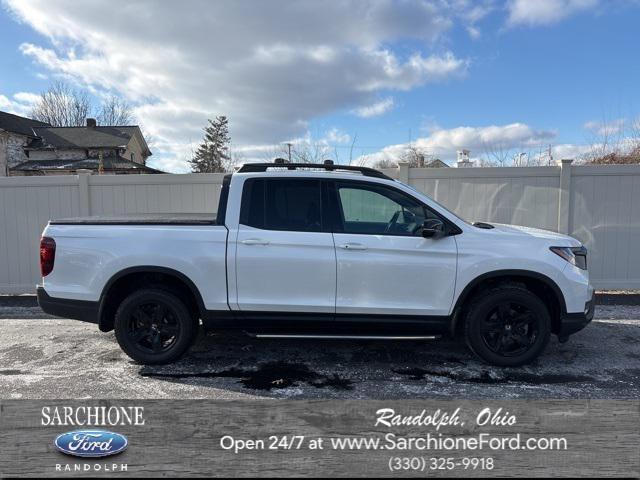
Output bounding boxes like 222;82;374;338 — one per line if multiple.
425;159;449;168
0;111;50;137
30;125;151;156
11;155;165;174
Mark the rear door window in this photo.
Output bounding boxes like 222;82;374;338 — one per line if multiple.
240;178;323;232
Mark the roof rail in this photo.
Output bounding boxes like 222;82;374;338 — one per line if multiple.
236;160;393;180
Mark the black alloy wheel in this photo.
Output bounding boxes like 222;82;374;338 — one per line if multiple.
127;302;181;354
114;289;198;364
480;301;539;357
464;285;551;367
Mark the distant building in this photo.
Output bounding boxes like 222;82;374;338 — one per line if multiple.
415;153;449;168
0;111;49;176
424;158;449;168
0;111;161;175
456;149;473;168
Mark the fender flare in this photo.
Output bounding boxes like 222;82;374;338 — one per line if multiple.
449;269;567;335
97;266;207;330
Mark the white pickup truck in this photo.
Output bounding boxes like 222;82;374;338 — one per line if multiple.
37;162;594;366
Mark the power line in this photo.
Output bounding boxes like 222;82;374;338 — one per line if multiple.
236;143;406;151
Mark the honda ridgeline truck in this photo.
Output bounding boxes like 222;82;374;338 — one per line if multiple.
37;162;594;366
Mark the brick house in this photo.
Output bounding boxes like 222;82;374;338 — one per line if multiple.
0;111;161;175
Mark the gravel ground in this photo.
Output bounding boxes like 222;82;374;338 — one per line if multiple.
0;304;638;399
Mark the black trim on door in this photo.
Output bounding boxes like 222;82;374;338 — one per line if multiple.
202;310;451;335
215;174;232;226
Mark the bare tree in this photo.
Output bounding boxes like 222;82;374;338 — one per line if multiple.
371;157;398;169
480;140;510;167
291;142;333;163
371;143;434;169
475;157;498;167
97;95;133;126
348;133;358;165
31;82;135;127
583;117;640;164
30;81;91;127
399;144;433;167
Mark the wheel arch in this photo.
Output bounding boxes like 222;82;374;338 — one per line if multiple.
450;269;567;337
97;266;206;332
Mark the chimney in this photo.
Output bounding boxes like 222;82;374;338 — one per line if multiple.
86;118;97;128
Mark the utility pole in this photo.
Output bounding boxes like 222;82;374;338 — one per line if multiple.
285;143;293;162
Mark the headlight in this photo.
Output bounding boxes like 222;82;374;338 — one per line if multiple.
550;246;587;270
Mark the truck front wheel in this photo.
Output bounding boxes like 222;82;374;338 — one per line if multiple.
114;288;198;364
464;285;551;367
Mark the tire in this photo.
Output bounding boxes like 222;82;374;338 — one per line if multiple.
464;284;551;367
114;288;198;364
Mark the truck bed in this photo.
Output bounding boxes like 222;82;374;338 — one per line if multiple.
50;213;217;226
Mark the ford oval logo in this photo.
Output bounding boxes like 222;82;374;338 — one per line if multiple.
54;430;128;458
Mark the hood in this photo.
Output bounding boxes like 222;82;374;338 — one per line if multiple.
487;223;581;246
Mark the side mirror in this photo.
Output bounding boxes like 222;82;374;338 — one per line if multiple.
421;218;445;238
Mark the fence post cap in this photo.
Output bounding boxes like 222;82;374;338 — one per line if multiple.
560;158;573;165
77;169;93;175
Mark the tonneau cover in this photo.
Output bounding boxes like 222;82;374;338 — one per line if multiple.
50;213;217;225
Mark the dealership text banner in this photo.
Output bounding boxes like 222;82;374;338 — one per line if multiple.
0;400;638;477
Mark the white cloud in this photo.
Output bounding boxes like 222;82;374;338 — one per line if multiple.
353;97;395;118
359;122;557;165
451;0;495;38
506;0;598;26
549;142;594;160
324;128;351;144
0;91;39;116
584;118;626;136
3;0;473;171
466;25;482;39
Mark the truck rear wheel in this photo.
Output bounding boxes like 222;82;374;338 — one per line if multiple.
464;285;551;367
114;288;197;364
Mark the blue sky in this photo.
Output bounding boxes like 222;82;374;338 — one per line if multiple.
1;0;639;171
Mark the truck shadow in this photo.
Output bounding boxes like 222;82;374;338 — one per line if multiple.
136;328;612;397
138;331;473;394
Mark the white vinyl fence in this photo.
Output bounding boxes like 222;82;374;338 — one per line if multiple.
0;172;226;294
386;160;640;290
1;161;640;293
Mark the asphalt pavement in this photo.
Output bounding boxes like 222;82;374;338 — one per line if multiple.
0;301;638;399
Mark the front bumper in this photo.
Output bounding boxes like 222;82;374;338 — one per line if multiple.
37;286;99;324
559;292;595;338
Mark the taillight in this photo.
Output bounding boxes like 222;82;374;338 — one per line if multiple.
40;237;56;277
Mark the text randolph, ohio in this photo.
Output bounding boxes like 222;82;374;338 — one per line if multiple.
374;407;517;429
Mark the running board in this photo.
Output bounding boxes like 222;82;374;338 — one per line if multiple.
248;333;441;341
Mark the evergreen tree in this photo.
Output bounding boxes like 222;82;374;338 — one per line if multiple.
189;116;231;173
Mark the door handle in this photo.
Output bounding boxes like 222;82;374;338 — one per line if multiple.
241;238;270;246
338;243;367;250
